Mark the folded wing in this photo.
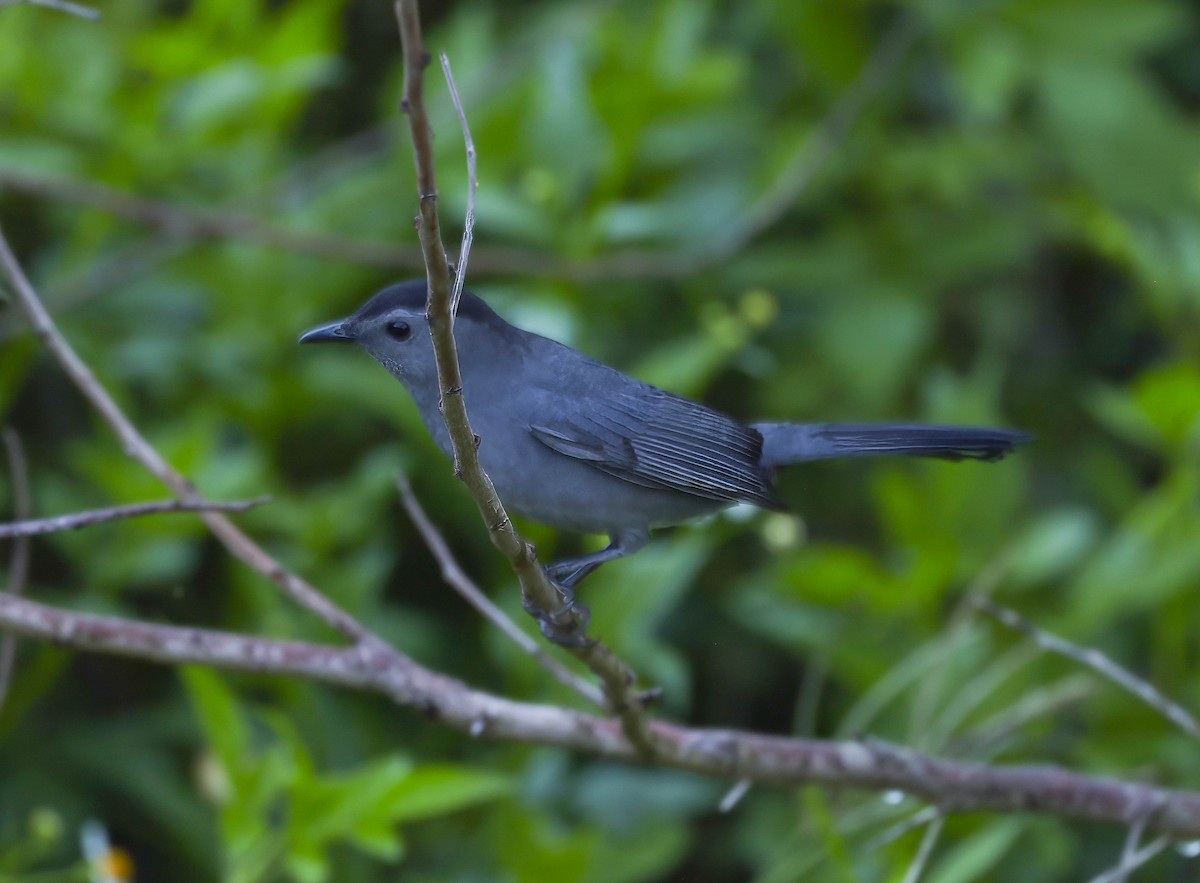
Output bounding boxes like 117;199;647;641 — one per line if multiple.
529;388;784;510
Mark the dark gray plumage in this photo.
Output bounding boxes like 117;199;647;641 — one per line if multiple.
301;280;1030;594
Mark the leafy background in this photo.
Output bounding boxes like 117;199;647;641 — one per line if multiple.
2;0;1200;879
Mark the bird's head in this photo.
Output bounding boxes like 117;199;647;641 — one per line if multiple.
299;279;505;385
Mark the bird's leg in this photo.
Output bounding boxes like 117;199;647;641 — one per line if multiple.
527;529;649;646
543;528;649;590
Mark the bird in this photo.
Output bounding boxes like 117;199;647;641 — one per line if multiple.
301;280;1030;639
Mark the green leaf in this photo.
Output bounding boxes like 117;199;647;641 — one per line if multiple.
924;819;1024;883
1006;508;1101;587
180;667;246;770
801;787;859;883
374;763;511;823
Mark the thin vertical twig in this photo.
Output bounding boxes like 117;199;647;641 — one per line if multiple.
439;53;477;317
0;429;32;712
392;0;658;757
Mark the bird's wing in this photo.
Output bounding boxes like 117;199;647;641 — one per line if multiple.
529;387;785;510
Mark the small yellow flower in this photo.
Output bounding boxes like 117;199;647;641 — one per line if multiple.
98;847;135;881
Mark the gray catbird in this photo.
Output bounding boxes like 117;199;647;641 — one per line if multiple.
301;280;1029;633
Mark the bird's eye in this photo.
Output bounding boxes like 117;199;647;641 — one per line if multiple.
386;320;412;342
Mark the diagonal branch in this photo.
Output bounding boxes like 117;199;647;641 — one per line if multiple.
0;0;99;19
391;1;657;754
1088;837;1170;883
396;476;605;708
3;590;1200;838
0;227;372;645
975;599;1200;741
0;496;269;539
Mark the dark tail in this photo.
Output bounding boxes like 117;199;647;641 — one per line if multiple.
753;422;1032;467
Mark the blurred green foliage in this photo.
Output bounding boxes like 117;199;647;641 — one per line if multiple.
1;0;1200;879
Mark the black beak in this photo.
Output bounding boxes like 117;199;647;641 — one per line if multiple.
299;319;353;344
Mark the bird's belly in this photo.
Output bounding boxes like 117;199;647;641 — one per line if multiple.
476;430;722;535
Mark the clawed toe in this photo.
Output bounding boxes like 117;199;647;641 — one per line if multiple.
538;611;596;647
522;580;593;646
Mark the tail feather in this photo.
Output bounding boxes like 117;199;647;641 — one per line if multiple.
753;422;1032;467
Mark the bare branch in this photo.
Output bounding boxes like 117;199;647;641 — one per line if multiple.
4;591;1200;837
0;226;374;645
0;496;269;539
0;0;99;19
439;53;476;316
0;429;32;711
975;599;1200;741
1088;836;1170;883
1118;807;1150;883
395;476;605;708
391;0;657;755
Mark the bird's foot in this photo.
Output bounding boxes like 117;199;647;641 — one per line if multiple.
521;579;594;647
537;607;594;647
